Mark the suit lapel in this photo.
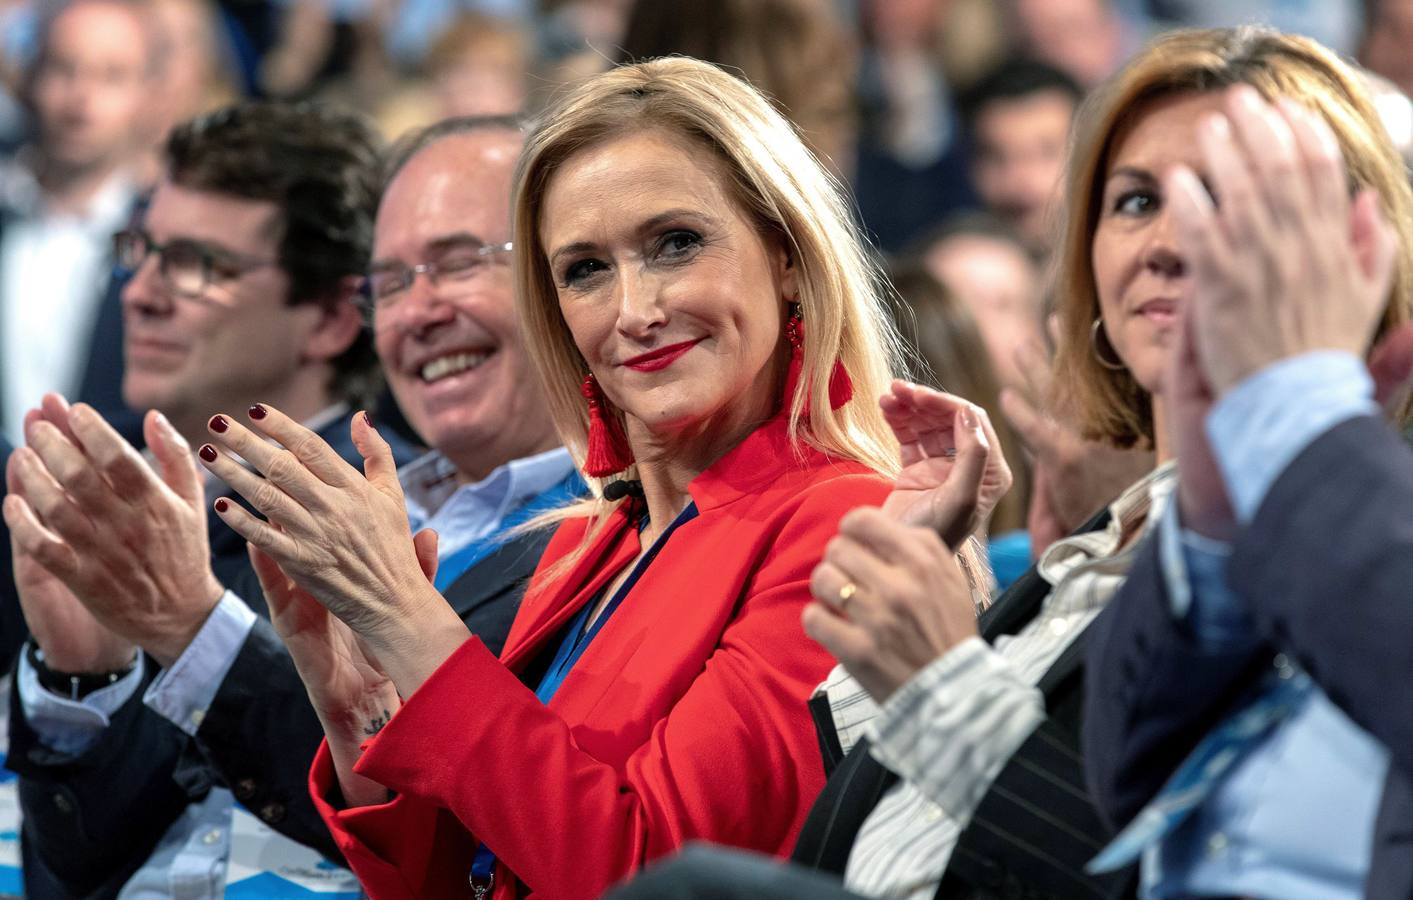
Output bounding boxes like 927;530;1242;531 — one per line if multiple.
442;527;554;620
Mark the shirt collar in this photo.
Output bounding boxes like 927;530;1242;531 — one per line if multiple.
401;445;575;522
1035;460;1177;586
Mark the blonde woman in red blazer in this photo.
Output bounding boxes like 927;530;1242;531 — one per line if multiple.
196;59;982;898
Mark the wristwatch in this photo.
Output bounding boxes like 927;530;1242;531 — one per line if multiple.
26;642;139;701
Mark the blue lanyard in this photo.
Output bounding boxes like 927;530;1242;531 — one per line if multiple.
433;472;586;592
469;501;699;896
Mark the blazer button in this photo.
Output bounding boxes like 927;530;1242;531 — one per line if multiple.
978;858;1005;888
233;778;257;801
52;793;74;815
1001;874;1026;900
259;801;287;824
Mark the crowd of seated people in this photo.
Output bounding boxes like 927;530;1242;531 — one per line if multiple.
2;2;1413;899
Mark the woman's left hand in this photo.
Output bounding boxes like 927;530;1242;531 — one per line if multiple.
804;507;978;703
880;381;1011;548
200;405;469;690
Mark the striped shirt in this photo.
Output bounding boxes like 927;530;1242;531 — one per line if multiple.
819;463;1176;899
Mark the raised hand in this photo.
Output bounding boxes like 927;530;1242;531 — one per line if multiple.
247;531;436;808
1165;306;1237;541
4;451;135;674
1001;338;1154;554
1166;85;1397;397
804;508;978;703
879;380;1012;548
201;404;469;696
3;395;222;668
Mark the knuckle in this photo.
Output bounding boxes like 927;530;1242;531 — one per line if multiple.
264;452;300;486
251;480;285;514
289;432;324;462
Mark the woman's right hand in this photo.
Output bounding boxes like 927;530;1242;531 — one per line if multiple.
249;528;437;808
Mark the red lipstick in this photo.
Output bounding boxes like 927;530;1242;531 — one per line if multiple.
621;339;703;372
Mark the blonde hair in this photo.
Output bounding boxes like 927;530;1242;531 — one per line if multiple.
1052;27;1413;446
512;57;905;533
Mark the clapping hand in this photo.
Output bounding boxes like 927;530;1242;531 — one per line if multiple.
1161;86;1399;535
1001;338;1154;554
802;404;991;703
880;380;1012;549
200;405;469;697
3;394;221;670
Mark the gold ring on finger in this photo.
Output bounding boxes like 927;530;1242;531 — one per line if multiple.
838;581;858;612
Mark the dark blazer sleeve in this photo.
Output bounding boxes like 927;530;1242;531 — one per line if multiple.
1228;415;1413;775
0;437;22;674
1082;533;1271;832
7;658;204;899
190;524;555;858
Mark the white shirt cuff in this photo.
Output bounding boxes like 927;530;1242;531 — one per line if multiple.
17;646;146;756
143;591;257;736
867;636;1044;823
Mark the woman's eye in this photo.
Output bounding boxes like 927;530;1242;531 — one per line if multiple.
1113;190;1157;216
562;258;607;285
657;230;702;259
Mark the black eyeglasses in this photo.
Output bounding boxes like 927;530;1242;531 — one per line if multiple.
113;229;279;299
361;240;514;309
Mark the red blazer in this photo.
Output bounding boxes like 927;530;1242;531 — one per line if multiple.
310;415;891;899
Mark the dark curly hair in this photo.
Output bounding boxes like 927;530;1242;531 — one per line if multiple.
164;101;384;406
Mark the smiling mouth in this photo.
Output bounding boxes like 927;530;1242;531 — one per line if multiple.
419;350;494;383
621;339;703;372
1135;299;1179;322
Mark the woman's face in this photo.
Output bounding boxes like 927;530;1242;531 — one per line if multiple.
1091;90;1226;394
540;128;794;446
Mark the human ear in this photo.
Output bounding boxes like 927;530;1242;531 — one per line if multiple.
300;276;365;364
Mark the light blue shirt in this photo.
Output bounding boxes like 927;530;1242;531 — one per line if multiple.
1149;351;1389;899
17;445;575;897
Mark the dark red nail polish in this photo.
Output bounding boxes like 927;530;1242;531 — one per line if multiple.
214;498;229;513
362;411;377;431
209;415;228;433
199;444;218;463
248;404;266;420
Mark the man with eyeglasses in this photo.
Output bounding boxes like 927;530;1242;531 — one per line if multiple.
2;101;424;898
4;112;571;897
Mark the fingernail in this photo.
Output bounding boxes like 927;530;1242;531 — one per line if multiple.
209;415;228;433
362;411;377;431
198;444;218;463
214;498;229;513
248;404;266;420
961;406;978;428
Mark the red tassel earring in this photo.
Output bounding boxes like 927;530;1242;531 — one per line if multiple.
784;305;853;411
581;372;634;477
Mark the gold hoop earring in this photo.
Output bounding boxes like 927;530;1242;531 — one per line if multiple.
1090;318;1126;371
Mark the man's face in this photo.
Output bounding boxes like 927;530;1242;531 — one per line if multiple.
371;131;557;481
971;89;1075;252
121;181;328;428
31;0;151;171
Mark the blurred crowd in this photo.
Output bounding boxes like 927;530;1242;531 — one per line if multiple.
2;2;1413;898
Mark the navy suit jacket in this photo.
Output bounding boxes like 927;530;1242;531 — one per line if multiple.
1084;415;1413;900
5;409;421;899
0;437;18;673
